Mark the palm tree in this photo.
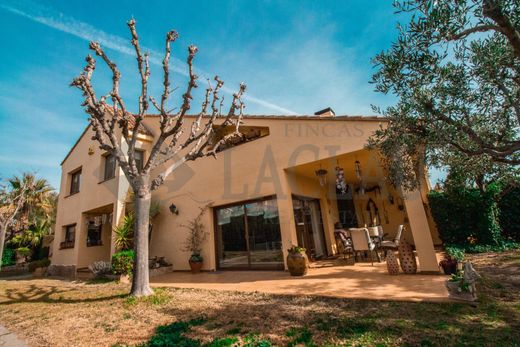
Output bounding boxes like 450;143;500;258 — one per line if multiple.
9;173;54;226
5;173;54;253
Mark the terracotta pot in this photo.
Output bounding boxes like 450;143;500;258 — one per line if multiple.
440;261;457;275
287;252;309;276
189;260;203;274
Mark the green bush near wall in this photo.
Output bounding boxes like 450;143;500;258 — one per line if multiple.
112;250;135;276
498;186;520;242
428;185;503;246
1;248;16;267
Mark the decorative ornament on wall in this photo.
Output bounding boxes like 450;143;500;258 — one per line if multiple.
88;147;95;155
354;160;362;181
335;166;348;194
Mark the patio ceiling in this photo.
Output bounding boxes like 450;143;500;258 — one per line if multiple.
285;148;385;185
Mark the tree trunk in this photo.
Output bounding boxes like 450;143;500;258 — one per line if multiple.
0;223;7;270
130;183;153;297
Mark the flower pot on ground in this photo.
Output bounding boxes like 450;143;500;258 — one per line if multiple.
286;246;309;276
15;247;32;264
189;254;203;274
181;204;211;274
439;256;457;275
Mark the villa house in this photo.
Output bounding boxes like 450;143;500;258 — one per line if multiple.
49;110;442;277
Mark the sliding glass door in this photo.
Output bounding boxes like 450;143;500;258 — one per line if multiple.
292;196;327;260
215;197;283;270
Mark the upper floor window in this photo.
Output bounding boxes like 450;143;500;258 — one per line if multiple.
135;150;144;172
70;169;81;195
104;154;116;181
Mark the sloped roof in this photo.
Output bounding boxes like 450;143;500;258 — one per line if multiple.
60;120;153;166
61;114;386;165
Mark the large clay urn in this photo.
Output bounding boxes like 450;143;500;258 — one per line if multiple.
386;250;400;275
286;247;309;276
398;240;417;274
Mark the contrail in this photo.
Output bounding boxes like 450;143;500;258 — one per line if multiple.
1;1;298;115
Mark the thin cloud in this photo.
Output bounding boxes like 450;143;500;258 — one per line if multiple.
1;1;297;115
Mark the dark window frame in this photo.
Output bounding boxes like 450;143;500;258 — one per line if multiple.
103;153;117;181
69;168;82;195
60;224;76;249
134;149;145;172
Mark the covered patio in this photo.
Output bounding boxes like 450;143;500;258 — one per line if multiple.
150;255;449;302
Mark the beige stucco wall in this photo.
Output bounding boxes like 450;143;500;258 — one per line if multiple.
51;116;439;273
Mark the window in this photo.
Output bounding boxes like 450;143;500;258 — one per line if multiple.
215;196;283;270
70;169;81;195
86;221;102;247
135;150;144;172
60;224;76;249
104;154;116;180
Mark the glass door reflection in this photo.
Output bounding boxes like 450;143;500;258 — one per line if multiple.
216;205;249;268
215;197;283;270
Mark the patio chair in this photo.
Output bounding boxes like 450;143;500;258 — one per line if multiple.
380;225;404;253
349;228;380;265
334;229;354;260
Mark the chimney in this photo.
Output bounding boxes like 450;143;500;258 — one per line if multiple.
314;107;336;117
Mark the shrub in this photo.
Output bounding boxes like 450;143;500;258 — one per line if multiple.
445;245;465;262
498;185;520;241
111;250;135;276
428;187;502;246
28;258;51;272
181;204;210;259
88;261;112;277
113;213;135;251
1;248;16;267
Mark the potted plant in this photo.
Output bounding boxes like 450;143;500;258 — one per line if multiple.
15;247;32;264
182;204;210;274
439;254;457;275
286;245;309;276
440;246;465;275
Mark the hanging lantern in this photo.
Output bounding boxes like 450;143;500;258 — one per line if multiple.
315;169;328;187
335;166;348;194
355;160;362;181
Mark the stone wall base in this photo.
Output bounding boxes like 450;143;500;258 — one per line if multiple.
47;265;77;279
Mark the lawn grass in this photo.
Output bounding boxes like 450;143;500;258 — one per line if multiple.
0;250;519;346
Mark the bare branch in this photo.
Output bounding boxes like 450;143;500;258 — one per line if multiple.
449;24;504;40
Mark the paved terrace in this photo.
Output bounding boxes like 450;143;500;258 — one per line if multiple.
151;257;450;302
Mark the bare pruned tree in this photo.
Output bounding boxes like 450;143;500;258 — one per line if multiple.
71;19;246;296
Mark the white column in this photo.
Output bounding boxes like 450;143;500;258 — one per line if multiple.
402;189;439;273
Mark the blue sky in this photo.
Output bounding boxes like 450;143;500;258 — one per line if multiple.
0;0;444;189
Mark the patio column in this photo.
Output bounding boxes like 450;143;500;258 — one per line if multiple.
402;189;439;273
276;174;298;270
